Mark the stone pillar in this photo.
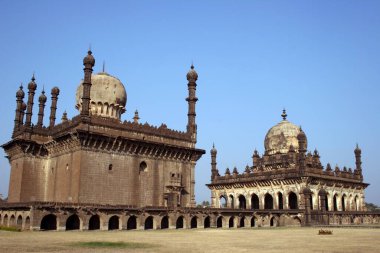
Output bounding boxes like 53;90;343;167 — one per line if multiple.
186;64;198;141
81;50;95;120
49;87;60;128
25;75;37;127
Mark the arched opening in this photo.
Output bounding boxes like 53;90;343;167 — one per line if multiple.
0;214;2;225
66;214;80;230
144;216;154;230
127;216;137;230
176;216;184;229
251;217;256;227
88;215;100;230
309;194;313;210
325;194;330;211
264;193;273;210
333;194;338;211
190;216;197;229
229;216;234;228
108;215;119;230
139;161;147;173
251;194;260;210
278;192;283;210
294;217;301;226
270;217;276;227
10;215;15;226
342;195;346;211
25;216;30;230
219;196;227;208
204;216;211;228
239;216;245;228
238;195;246;209
160;216;169;229
229;195;234;208
217;216;223;228
16;215;22;228
3;214;8;226
288;192;298;209
40;214;57;231
354;196;359;211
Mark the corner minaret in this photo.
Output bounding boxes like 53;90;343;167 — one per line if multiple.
37;88;47;127
25;74;37;127
186;64;198;142
297;126;307;173
81;49;95;120
211;143;218;181
354;144;363;180
49;87;60;128
13;84;25;134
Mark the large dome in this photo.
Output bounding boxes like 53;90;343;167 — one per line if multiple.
264;111;307;155
76;72;127;120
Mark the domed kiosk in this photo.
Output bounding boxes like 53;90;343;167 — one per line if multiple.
75;72;127;120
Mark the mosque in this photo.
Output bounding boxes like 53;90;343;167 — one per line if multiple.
0;50;378;230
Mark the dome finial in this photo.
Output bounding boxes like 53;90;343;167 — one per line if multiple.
102;60;105;72
281;108;287;120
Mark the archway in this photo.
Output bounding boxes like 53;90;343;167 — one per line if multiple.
16;215;22;228
251;217;256;227
229;216;234;228
294;217;301;226
3;214;8;227
325;194;330;211
333;194;338;211
278;192;283;209
66;214;80;230
176;216;184;229
239;216;245;228
204;216;211;228
144;216;154;230
89;215;100;230
10;215;15;226
288;192;298;209
127;216;137;230
354;196;359;211
219;196;227;208
238;195;246;209
251;194;259;209
108;215;119;230
190;216;197;229
25;216;30;230
309;194;313;210
217;216;223;228
342;195;346;211
229;195;234;208
40;214;57;231
264;193;273;209
161;216;169;229
270;217;276;227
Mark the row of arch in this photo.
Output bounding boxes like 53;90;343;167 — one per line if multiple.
38;213;291;231
0;214;30;229
219;191;361;211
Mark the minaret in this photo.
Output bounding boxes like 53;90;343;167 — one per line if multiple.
20;102;27;125
211;143;218;181
133;110;140;123
13;84;25;133
354;144;363;180
25;74;37;127
49;87;60;128
37;88;47;127
297;126;307;173
81;49;95;120
186;64;198;141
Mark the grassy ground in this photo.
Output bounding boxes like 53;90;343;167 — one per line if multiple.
0;227;379;253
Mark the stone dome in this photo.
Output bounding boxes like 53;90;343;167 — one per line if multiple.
76;72;127;120
264;111;307;155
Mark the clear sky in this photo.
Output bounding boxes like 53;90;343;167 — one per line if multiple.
0;0;379;204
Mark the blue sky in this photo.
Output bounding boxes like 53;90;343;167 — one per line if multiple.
0;0;379;204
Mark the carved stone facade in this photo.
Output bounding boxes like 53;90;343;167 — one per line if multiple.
0;52;379;231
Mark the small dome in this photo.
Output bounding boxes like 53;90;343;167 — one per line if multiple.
211;143;217;154
264;112;307;155
76;72;127;120
16;85;25;98
28;75;37;91
51;87;60;95
186;64;198;82
39;90;47;103
83;50;95;66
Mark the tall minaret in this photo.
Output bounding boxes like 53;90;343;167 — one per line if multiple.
13;84;25;133
37;88;47;127
49;87;60;128
81;49;95;120
211;143;218;181
354;144;363;180
297;126;307;173
186;64;198;142
25;74;37;127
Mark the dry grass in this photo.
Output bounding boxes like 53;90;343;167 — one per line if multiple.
0;227;379;253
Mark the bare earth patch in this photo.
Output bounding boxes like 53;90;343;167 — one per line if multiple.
0;227;379;253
